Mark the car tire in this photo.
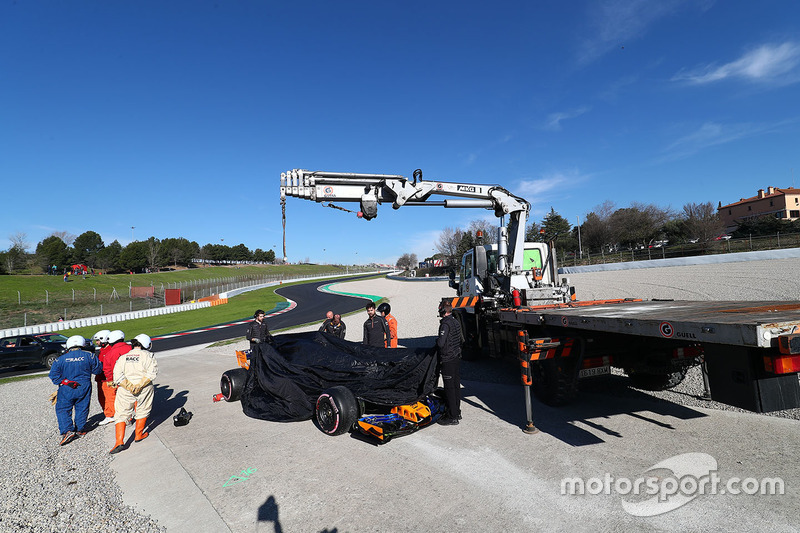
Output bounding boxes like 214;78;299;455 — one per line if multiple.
43;352;59;370
315;386;359;436
220;368;248;402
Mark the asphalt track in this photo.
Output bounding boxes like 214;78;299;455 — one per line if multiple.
151;274;377;351
0;274;378;378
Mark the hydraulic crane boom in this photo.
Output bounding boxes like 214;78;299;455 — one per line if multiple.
280;168;531;275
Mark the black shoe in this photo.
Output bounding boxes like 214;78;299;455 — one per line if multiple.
437;417;459;426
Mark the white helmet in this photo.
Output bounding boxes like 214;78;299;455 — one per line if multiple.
107;330;125;344
133;334;152;350
93;329;111;344
66;335;86;350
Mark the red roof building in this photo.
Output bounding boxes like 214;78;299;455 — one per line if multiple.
718;186;800;232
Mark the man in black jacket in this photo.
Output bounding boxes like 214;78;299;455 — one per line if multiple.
246;309;273;351
436;301;462;426
363;302;390;347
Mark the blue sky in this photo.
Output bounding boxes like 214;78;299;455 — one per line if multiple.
2;1;799;265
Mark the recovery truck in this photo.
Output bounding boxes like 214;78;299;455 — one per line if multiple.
280;168;800;431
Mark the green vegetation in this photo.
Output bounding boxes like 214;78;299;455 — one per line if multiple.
0;374;46;386
0;264;367;330
35;273;386;342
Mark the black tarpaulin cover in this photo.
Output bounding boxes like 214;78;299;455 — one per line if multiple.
240;331;438;422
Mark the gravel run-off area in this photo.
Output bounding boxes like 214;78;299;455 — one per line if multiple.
3;256;800;530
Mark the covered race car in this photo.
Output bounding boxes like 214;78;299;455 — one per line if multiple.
218;331;446;444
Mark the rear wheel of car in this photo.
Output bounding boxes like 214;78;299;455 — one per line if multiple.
220;368;248;402
316;386;359;436
43;352;59;369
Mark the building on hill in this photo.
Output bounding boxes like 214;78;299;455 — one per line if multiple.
718;186;800;232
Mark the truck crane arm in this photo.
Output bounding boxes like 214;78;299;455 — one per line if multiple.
279;168;531;275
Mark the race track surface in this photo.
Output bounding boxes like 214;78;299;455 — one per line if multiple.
152;274;376;351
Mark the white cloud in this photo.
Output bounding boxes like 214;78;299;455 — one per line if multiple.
543;107;590;131
672;42;800;85
517;170;586;196
579;0;700;64
661;120;791;161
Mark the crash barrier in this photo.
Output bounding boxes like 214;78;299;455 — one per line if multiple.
386;274;449;281
0;300;212;339
199;295;229;306
559;247;800;274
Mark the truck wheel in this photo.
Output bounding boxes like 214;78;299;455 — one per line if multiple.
455;311;480;361
220;368;248;402
531;358;580;406
43;352;59;370
627;369;687;391
316;386;359;436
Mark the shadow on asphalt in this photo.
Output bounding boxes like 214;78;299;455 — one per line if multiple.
453;356;708;447
148;383;188;432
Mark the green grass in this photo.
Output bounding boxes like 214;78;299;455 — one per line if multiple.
50;273;387;341
0;264;350;303
0;264;366;329
0;373;47;386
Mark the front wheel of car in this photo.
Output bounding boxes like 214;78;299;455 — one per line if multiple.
43;352;59;369
316;386;359;436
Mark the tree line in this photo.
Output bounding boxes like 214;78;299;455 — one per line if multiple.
0;230;277;275
412;200;800;268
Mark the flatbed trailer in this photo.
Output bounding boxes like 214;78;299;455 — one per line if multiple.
456;298;800;424
499;299;800;348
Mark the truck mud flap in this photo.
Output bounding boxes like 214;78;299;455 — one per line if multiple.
704;344;800;412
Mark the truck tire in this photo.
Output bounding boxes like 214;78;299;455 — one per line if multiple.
531;358;580;406
220;368;248;402
454;311;481;361
316;386;359;436
627;368;687;391
43;352;59;370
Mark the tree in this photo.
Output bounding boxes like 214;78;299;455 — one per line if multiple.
96;240;122;272
455;231;475;262
467;219;498;244
6;232;30;273
253;248;276;263
609;203;675;249
119;241;149;272
36;236;70;272
396;253;418;269
682;202;724;243
540;208;574;251
525;221;542;241
145;237;162;271
231;243;252;262
72;231;105;267
50;231;76;246
581;201;615;252
436;227;463;266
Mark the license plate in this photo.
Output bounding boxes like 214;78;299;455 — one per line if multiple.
579;365;610;378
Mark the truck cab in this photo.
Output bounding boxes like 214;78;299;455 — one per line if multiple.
452;241;567;305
